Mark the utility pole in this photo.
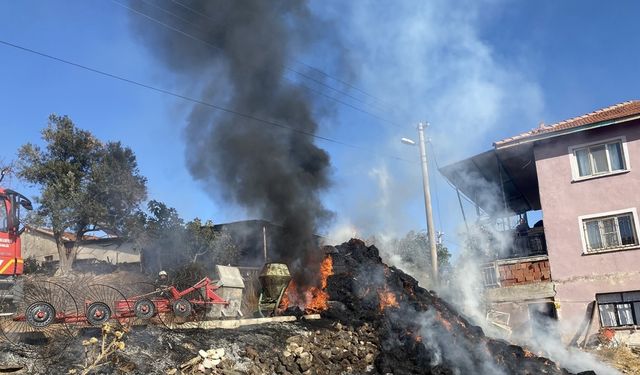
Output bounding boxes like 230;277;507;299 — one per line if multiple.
417;122;439;285
262;225;268;262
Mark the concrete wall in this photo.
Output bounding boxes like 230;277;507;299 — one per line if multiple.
534;119;640;342
21;230;140;264
486;281;555;303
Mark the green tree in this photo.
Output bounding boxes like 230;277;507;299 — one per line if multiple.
368;230;452;282
17;115;147;274
133;200;184;244
132;201;239;273
184;218;238;266
394;230;451;276
0;160;15;184
130;200;185;272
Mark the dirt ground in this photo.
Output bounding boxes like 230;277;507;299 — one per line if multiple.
592;345;640;375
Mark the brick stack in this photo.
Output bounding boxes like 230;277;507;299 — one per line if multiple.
498;260;551;287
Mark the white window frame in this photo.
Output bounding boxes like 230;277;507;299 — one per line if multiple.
481;263;500;288
596;291;640;327
568;136;630;182
578;208;640;254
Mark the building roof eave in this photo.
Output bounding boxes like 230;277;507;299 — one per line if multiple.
495;113;640;150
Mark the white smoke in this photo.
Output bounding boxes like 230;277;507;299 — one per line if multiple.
323;0;544;247
316;2;617;372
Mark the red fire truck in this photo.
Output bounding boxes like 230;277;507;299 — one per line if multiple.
0;174;33;311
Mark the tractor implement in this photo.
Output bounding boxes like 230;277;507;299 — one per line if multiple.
0;266;246;357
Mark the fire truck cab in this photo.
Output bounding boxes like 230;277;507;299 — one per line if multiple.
0;187;32;310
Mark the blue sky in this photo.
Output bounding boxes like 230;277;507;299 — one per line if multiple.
1;1;639;256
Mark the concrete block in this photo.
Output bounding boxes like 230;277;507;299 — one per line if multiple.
302;314;321;320
485;281;555;303
172;315;298;330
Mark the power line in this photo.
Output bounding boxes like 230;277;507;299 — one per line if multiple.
0;39;414;165
113;0;401;127
292;77;397;125
292;60;388;107
123;0;396;121
169;0;390;108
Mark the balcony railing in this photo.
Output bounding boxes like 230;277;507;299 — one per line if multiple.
506;228;547;259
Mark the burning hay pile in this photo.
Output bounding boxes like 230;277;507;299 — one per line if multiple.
321;239;596;375
0;239;599;375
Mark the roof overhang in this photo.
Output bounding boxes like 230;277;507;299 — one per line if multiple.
439;144;540;216
442;107;640;216
495;114;640;149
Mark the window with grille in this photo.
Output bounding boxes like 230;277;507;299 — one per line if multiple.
582;212;638;253
571;139;628;180
597;291;640;327
481;264;499;288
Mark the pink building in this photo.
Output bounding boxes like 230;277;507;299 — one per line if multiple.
442;101;640;345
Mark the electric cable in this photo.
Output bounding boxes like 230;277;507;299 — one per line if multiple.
0;39;414;165
113;0;401;128
169;0;391;108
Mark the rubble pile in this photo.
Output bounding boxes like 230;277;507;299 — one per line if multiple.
239;321;379;375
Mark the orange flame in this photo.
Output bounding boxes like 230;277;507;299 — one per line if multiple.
279;282;292;310
280;255;334;313
320;256;333;289
435;311;453;331
404;329;423;343
378;287;399;311
304;287;329;312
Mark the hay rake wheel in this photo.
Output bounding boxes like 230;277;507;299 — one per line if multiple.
157;289;207;330
0;278;78;358
125;282;161;326
81;283;132;329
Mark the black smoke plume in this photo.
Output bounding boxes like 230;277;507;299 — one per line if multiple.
128;0;333;276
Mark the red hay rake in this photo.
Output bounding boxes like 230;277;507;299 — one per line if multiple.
0;276;234;358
